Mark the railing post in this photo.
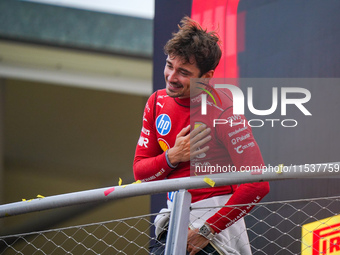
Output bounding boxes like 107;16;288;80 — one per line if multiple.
165;189;191;255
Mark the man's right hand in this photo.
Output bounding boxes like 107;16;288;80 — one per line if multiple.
167;124;211;166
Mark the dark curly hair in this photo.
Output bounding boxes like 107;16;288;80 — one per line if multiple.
164;16;222;77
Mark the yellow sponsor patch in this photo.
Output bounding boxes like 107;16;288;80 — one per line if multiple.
158;138;170;152
194;122;205;129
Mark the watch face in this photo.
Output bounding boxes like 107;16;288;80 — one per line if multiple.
199;224;214;241
200;225;210;236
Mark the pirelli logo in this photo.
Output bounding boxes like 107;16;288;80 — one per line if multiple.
302;214;340;254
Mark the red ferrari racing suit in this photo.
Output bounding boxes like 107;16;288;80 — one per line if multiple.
133;88;269;233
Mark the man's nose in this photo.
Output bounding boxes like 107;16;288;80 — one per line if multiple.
167;70;178;83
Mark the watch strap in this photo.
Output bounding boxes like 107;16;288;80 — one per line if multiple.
198;224;215;240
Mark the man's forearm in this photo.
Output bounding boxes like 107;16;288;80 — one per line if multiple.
133;152;173;181
206;182;270;233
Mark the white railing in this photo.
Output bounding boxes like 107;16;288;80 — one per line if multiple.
0;162;340;254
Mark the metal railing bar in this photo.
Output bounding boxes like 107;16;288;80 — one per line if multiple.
0;162;339;218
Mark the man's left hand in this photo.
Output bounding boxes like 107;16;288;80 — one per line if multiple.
187;228;210;255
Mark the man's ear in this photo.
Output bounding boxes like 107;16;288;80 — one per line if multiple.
202;70;215;79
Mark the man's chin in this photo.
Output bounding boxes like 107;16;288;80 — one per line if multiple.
166;88;181;98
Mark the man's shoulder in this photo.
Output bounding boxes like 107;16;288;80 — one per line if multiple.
155;89;168;97
216;89;233;107
145;89;173;114
150;89;172;102
204;88;233;115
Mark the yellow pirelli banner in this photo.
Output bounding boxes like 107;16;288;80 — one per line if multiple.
301;214;340;255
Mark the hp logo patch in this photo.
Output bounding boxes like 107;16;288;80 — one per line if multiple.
156;114;171;136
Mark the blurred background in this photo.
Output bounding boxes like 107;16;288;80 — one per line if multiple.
0;0;154;236
1;0;340;254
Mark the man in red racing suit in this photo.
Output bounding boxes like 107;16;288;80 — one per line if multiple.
133;16;269;255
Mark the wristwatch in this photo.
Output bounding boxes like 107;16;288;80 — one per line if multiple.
198;223;215;240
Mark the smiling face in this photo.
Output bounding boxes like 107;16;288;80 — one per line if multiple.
164;55;214;99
